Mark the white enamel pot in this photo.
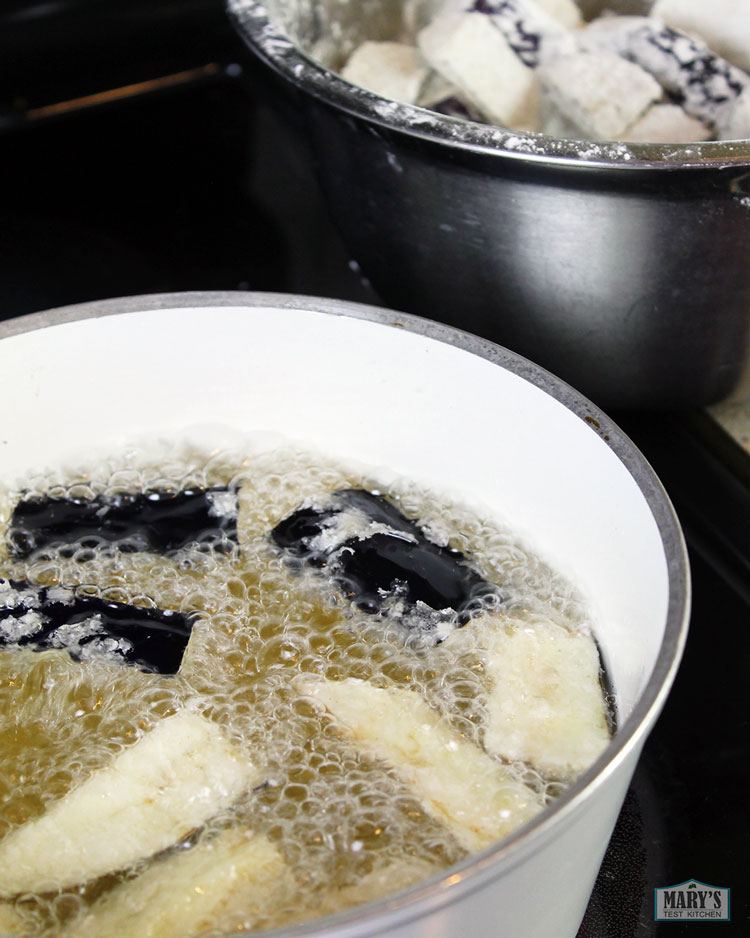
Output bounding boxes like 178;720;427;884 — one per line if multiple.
0;291;689;938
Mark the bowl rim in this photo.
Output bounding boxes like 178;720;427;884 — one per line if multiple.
226;0;750;171
0;290;691;937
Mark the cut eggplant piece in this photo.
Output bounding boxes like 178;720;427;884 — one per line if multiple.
417;5;540;130
621;103;712;144
652;0;750;73
7;485;239;559
579;16;750;138
341;41;430;104
468;0;577;68
296;677;543;853
271;490;496;634
0;710;260;897
0;578;194;674
455;614;611;779
538;51;662;141
67;830;290;938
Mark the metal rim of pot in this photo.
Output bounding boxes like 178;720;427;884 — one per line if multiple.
0;289;692;937
226;0;750;172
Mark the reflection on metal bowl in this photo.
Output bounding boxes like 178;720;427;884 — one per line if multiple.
228;0;750;409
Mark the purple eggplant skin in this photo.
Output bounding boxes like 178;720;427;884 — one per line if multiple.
271;489;498;632
7;486;239;560
0;578;195;674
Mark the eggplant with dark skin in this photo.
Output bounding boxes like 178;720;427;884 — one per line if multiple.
2;484;237;672
7;486;239;559
0;578;195;674
271;489;498;633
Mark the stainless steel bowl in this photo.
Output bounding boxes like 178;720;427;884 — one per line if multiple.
228;0;750;409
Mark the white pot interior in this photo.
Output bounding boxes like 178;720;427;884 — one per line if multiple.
0;298;677;726
0;292;690;938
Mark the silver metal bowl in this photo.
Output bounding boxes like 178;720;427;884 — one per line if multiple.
228;0;750;409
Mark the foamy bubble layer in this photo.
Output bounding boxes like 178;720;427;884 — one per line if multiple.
0;442;608;937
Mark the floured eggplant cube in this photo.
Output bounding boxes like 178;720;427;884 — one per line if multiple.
271;489;496;634
652;0;750;73
414;68;483;120
7;485;239;559
622;103;712;144
533;0;581;30
466;0;577;68
579;16;750;140
719;86;750;142
538;50;662;140
0;578;194;673
415;67;485;121
341;41;430;104
417;5;540;129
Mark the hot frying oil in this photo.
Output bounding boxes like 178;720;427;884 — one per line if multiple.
0;445;601;937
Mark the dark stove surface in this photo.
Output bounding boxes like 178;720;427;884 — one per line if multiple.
1;50;748;937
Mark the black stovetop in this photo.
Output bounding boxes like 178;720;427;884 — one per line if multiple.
0;16;747;934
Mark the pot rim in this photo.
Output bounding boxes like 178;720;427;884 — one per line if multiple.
0;290;691;937
226;0;750;171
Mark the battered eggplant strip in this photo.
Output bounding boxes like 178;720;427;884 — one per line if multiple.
454;615;611;779
296;677;543;853
67;830;290;938
0;710;259;897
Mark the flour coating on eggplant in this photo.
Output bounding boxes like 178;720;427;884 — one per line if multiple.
325;0;750;143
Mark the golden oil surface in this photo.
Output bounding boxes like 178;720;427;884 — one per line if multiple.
0;445;593;937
